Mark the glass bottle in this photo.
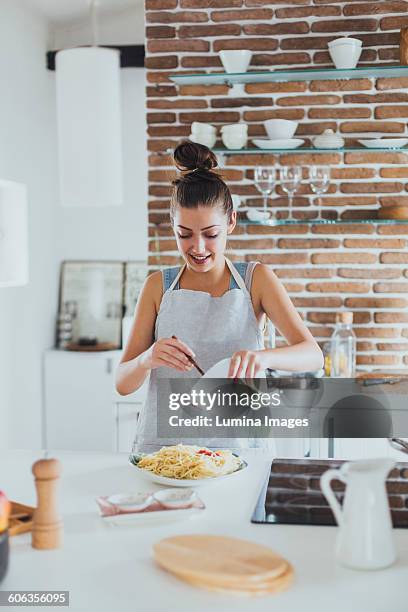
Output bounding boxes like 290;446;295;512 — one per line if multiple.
330;312;356;377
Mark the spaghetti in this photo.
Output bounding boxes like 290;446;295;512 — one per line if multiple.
136;444;242;480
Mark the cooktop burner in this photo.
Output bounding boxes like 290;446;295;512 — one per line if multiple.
251;458;408;528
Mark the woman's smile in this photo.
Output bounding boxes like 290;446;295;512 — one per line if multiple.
188;253;212;266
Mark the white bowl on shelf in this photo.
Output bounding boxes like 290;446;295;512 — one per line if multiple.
358;138;408;149
246;209;271;222
264;119;298;139
191;121;216;135
189;132;217;148
328;37;362;69
222;134;248;149
252;138;304;150
219;50;252;73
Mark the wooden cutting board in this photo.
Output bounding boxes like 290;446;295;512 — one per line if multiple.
9;502;34;536
153;535;293;595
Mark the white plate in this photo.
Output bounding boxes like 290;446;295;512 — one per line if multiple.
102;506;203;525
358;138;408;149
252;138;304;150
129;454;248;488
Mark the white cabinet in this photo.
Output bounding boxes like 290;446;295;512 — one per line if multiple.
44;350;148;452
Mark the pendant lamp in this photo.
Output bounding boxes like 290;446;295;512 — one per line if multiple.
0;180;28;288
55;1;123;207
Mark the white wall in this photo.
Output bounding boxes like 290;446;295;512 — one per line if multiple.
0;0;58;450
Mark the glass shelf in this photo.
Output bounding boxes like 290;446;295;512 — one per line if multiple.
238;218;408;226
213;146;408;155
170;65;408;86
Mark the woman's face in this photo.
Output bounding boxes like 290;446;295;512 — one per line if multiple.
173;205;236;271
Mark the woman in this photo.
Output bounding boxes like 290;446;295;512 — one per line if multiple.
116;140;323;454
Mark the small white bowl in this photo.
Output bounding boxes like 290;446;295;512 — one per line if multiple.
221;123;248;134
358;138;408;149
191;121;216;135
246;209;271;222
189;133;217;148
107;492;154;512
222;134;248;149
328;37;362;48
153;488;197;509
219;50;252;73
265;119;298;140
252;138;304;150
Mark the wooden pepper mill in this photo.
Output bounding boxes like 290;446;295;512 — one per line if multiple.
31;458;63;550
400;27;408;65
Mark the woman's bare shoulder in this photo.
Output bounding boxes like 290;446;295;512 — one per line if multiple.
252;262;278;286
142;270;163;313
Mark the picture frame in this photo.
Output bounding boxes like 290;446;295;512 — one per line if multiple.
58;261;124;350
123;261;148;317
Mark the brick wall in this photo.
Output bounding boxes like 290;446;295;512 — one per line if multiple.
145;0;408;372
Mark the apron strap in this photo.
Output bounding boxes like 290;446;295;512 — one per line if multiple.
225;258;249;294
168;258;249;294
168;264;186;291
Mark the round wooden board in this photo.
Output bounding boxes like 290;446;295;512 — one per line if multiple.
153;535;290;589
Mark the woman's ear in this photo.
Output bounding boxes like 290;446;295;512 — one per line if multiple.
227;210;237;234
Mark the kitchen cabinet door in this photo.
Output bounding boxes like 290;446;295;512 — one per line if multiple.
44;350;121;451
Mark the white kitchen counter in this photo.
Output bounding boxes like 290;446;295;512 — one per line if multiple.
2;450;408;612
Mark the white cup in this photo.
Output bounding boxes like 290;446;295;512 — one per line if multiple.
189;133;217;148
221;123;248;135
191;121;217;135
328;37;362;69
222;133;248;149
219;50;252;73
265;119;298;140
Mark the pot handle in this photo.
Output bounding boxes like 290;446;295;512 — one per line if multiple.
320;468;346;526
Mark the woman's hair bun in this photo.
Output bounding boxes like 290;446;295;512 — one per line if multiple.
173;139;218;173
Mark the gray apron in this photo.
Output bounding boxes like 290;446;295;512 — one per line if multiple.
132;258;276;455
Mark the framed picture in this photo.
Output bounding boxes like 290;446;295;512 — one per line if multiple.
58;261;124;349
124;261;148;317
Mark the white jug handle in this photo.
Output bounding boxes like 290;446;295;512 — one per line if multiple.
320;468;346;526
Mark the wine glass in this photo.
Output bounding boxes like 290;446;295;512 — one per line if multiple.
253;166;275;219
280;166;302;221
309;165;330;221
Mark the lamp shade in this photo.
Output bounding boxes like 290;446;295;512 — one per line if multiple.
0;180;28;287
56;47;123;207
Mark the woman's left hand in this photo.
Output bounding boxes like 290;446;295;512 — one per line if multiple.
228;350;265;379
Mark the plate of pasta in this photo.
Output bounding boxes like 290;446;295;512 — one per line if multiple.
129;444;248;487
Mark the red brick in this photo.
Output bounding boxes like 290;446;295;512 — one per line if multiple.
311;224;375;234
314;49;377;64
213;38;279;51
308;107;371;119
311;19;377;33
277;238;341;249
338;268;401;279
252;52;311;66
145;56;178;69
277;94;341;106
354;327;401;338
211;8;273;21
227;238;275;249
146;85;178;98
310;79;373;92
179;84;229;96
380;196;408;206
379;225;408;234
310;326;334;338
146;25;176;38
211;97;274;108
181;0;243;6
147;112;176;124
380;168;408;179
375;312;408;323
243;22;309;35
341;121;405;134
179;24;240;37
149;238;177;252
378;343;408;351
380;253;408;263
146;11;209;23
374;282;408;293
148;125;190;136
247;81;307;94
181;56;221;68
147;98;208;109
380;15;408;29
146;0;177;8
293;297;342;307
245;253;309;265
345;297;408;308
147;39;210;53
311;253;377;264
345;152;408;164
344;93;408;104
244;109;305;121
344;238;406;249
340;182;404;194
377;77;408;91
306;282;370;293
274;268;334;278
378;48;399;60
148;255;181;265
331;168;375;179
344;1;408;16
276;5;340;18
357;354;399;365
179;111;240;123
375;106;408;119
281;36;336;50
358;31;400;45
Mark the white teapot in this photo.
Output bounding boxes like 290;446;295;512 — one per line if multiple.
320;458;396;570
313;129;344;149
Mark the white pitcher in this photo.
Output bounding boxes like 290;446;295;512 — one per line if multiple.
320;458;396;570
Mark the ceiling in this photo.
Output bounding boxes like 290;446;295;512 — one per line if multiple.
23;0;142;24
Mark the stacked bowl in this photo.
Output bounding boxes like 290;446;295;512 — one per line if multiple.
253;119;304;150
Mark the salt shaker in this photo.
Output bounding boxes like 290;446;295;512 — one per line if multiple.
31;458;63;549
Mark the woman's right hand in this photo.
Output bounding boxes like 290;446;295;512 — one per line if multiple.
140;337;195;372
